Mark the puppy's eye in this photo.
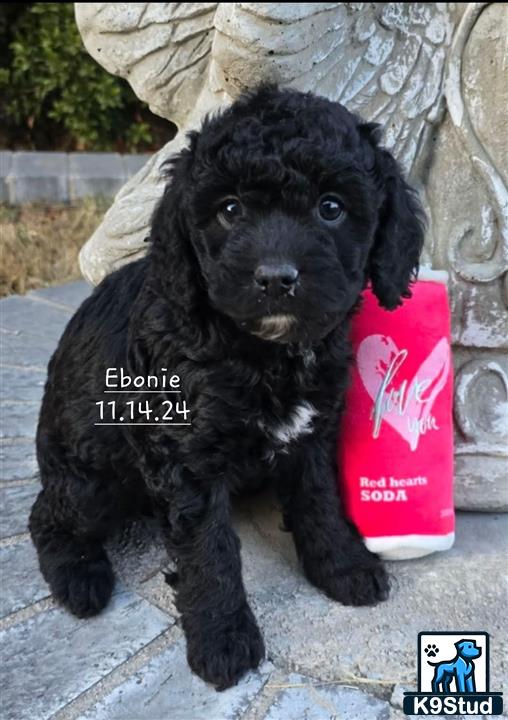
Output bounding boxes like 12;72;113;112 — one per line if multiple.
317;194;344;223
217;197;243;229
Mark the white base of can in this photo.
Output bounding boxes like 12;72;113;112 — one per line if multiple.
364;532;455;560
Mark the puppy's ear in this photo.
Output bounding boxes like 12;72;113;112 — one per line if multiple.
361;124;426;310
149;137;203;309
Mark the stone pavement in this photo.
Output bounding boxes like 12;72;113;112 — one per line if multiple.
1;281;507;720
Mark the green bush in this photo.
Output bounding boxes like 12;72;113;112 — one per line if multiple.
0;3;167;151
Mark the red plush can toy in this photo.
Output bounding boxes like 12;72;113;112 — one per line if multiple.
338;268;455;560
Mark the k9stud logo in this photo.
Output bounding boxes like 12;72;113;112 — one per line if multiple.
403;632;503;715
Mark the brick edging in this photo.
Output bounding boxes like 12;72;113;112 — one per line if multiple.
0;151;151;204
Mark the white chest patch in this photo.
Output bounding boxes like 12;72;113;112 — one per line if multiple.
263;400;318;445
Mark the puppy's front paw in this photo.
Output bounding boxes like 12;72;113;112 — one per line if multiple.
306;557;390;606
328;563;390;606
185;603;265;690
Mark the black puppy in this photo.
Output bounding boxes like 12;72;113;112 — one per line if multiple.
30;85;424;690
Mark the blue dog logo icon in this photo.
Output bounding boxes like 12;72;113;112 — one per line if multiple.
403;631;504;716
428;639;481;693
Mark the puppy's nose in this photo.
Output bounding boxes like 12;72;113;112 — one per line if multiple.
254;263;299;296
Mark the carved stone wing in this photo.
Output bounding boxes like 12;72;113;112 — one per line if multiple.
75;3;218;126
212;3;453;173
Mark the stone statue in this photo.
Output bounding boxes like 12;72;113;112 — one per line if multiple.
74;3;507;511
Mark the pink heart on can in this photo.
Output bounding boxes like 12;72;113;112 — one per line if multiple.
357;334;450;451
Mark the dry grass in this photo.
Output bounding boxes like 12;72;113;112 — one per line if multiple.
0;201;107;297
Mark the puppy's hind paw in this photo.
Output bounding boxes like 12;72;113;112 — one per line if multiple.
48;551;114;618
185;603;265;691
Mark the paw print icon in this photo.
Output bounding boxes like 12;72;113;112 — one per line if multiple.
424;644;439;658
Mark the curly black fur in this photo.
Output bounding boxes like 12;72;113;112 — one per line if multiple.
29;85;424;689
